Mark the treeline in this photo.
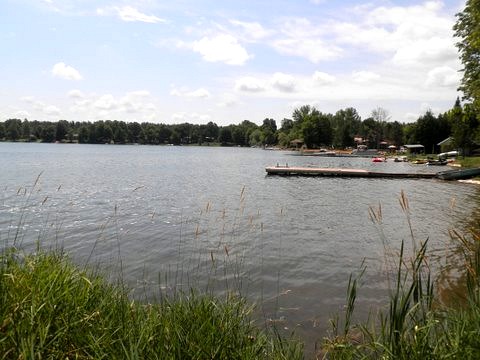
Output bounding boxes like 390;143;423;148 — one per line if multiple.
0;98;478;154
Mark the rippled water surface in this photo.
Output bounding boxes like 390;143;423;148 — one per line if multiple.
1;142;479;354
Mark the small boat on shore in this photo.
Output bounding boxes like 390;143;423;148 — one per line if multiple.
436;167;480;180
426;159;448;166
372;157;386;162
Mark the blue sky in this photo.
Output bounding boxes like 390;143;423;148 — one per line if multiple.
0;0;466;125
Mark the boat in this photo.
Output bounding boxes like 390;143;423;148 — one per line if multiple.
394;156;408;162
436;167;480;180
309;151;336;156
372;157;386;162
426;159;448;166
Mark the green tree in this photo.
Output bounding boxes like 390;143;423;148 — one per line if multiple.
22;119;31;140
332;108;361;148
55;120;69;142
454;0;480;108
301;112;332;148
128;122;142;143
249;129;264;146
450;102;479;156
218;127;232;145
280;118;294;133
78;126;89;143
5;119;21;141
384;121;405;147
413;111;439;153
157;124;172;144
231;125;246;146
41;124;56;142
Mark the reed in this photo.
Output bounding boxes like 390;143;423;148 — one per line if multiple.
322;192;480;359
0;248;303;359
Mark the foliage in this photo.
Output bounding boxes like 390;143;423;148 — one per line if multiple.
413;110;451;154
454;0;480;108
0;249;303;359
1;99;479;152
322;194;480;360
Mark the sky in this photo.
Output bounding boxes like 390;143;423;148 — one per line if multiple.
0;0;467;126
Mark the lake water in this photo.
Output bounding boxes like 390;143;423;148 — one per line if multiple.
1;142;479;355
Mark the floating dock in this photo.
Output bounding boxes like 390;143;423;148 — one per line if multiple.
265;166;438;179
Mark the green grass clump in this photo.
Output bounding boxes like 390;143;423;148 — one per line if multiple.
322;194;480;360
458;156;480;168
0;249;302;359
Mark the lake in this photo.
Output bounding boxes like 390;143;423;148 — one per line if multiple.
1;142;478;355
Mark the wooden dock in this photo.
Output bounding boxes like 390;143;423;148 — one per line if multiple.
265;166;438;179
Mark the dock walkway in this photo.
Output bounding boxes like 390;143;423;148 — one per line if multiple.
265;166;437;179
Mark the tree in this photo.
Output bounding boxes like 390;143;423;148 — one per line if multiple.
128;122;142;143
332;108;361;148
78;126;89;143
218;127;232;145
384;121;405;147
413;111;439;153
22;119;31;140
280;118;294;132
5;119;21;141
449;102;479;156
55;120;69;142
371;107;391;123
454;0;480;108
249;129;264;146
301;112;332;148
41;124;56;142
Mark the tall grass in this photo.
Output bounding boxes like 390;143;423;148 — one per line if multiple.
322;191;480;359
0;248;303;359
0;176;303;358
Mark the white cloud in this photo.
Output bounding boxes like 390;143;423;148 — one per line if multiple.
392;37;457;66
405;112;420;122
108;6;165;23
312;71;336;85
229;20;273;41
51;62;82;81
94;94;117;110
126;90;151;98
271;72;296;92
352;71;380;83
15;110;31;118
170;87;211;98
171;112;211;124
235;77;266;92
217;93;239;107
67;89;85;98
425;66;460;88
334;1;457;69
192;34;251;65
20;96;35;103
272;18;342;63
43;105;61;116
274;38;342;63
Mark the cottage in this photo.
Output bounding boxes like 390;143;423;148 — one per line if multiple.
403;144;425;155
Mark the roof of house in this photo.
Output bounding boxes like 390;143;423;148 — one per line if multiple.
437;137;453;146
403;144;424;149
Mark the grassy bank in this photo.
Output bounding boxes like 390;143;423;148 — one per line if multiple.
322;197;480;359
0;249;302;359
458;156;480;168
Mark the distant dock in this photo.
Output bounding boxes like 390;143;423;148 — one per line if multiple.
265;166;438;179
